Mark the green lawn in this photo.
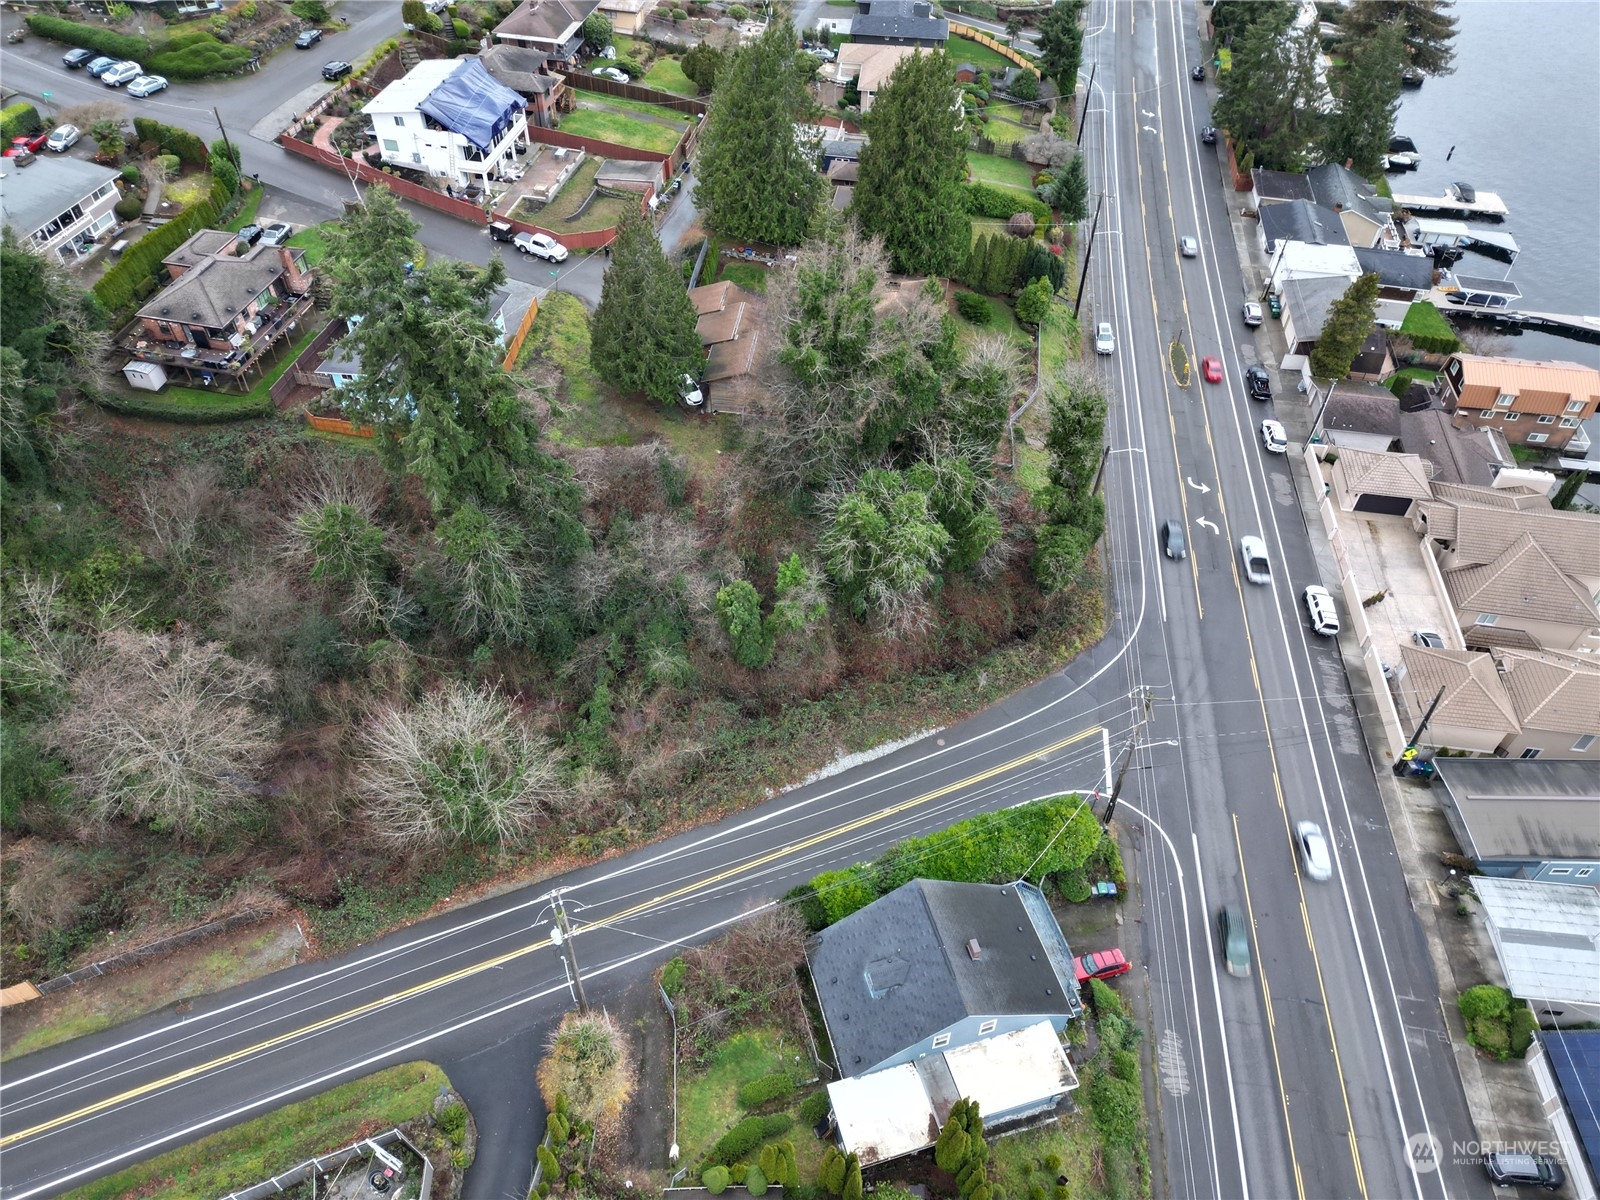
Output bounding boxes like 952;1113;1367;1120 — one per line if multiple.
643;55;699;98
63;1063;455;1200
676;1029;793;1167
968;150;1036;190
1400;299;1460;347
223;184;265;232
562;107;685;154
981;101;1039;146
949;33;1021;73
513;155;635;234
1387;366;1438;398
576;91;693;124
716;260;769;292
285;221;333;266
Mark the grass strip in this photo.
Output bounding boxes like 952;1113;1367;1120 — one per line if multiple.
63;1062;453;1200
560;109;683;154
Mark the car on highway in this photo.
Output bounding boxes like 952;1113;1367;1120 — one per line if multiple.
1244;364;1272;401
126;74;169;98
8;132;49;155
101;60;143;87
1238;535;1270;585
513;231;569;262
1302;585;1340;636
1161;519;1188;560
1095;321;1115;354
294;27;323;47
62;47;96;69
1242;301;1263;327
85;55;119;77
1260;418;1287;454
1296;821;1332;880
45;124;81;152
1074;948;1131;983
1483;1151;1564;1190
1201;355;1223;383
1180;235;1198;258
1412;629;1445;648
1200;125;1216;145
1219;905;1251;977
322;60;354;81
258;222;294;246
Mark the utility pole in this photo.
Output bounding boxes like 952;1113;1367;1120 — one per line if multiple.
212;107;237;168
1072;194;1104;320
1102;689;1154;825
550;890;590;1013
1393;686;1445;777
1076;62;1096;145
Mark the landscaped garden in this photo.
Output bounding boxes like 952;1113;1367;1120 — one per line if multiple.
968;150;1039;191
511;156;637;235
949;33;1028;73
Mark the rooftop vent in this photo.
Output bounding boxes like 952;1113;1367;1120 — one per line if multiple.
966;939;982;960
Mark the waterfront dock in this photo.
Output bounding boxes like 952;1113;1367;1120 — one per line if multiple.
1392;186;1510;221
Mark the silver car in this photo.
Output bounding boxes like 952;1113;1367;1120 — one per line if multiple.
1180;236;1199;258
1296;821;1332;881
1238;535;1270;585
101;60;143;87
46;124;81;152
1095;322;1115;354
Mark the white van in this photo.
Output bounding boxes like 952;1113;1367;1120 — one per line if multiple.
1302;585;1339;636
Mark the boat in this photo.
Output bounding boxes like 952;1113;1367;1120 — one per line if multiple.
1384;135;1421;171
1400;65;1425;87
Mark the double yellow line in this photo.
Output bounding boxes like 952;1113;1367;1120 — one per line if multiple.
1;724;1101;1149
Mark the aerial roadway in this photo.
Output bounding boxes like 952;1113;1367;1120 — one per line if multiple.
0;4;1486;1200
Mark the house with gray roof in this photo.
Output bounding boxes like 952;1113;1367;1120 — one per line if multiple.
476;44;566;127
1431;758;1600;882
1398;408;1507;487
1280;273;1358;360
1259;198;1351;255
1473;878;1600;1023
1321;384;1402;451
0;155;121;264
1353;247;1435;299
1250;167;1315;206
492;0;598;65
1307;162;1399;249
849;0;948;47
809;879;1081;1165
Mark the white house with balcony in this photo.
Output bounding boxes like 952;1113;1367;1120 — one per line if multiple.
363;58;528;193
0;156;121;263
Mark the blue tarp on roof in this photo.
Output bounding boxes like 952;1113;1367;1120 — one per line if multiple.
420;58;525;154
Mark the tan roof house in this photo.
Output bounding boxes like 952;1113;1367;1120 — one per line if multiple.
1441;354;1600;454
1397;646;1520;755
1493;649;1600;761
1328;447;1434;514
829;43;918;111
595;0;656;34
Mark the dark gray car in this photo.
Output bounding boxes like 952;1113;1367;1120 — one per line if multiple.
1161;520;1188;560
1219;905;1251;978
1484;1151;1563;1190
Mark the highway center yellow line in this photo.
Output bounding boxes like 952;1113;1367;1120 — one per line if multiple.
0;725;1102;1149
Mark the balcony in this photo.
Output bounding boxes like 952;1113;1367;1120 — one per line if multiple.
121;293;315;390
1568;425;1591;454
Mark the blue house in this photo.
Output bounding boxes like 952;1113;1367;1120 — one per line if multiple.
809;879;1083;1165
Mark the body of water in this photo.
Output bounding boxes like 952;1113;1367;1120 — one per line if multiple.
1391;0;1600;457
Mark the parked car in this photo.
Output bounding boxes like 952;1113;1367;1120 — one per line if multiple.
8;133;49;155
1238;535;1270;585
1302;585;1340;636
488;220;516;243
1260;419;1287;454
1219;905;1251;977
680;374;705;408
1244;365;1273;401
1242;301;1263;327
1180;235;1199;257
62;47;96;69
126;74;169;98
1190;64;1206;81
1200;125;1217;145
258;222;293;246
1201;356;1223;384
101;61;144;87
1296;821;1332;881
1483;1151;1563;1191
1095;321;1115;355
513;231;569;262
593;66;629;82
1412;629;1445;648
1161;519;1188;561
322;60;354;81
84;55;119;77
235;224;264;247
45;124;81;152
803;46;836;60
294;27;323;47
1074;948;1131;983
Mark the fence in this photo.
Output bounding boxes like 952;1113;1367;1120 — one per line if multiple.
500;291;541;371
218;1128;434;1200
566;73;709;119
306;413;377;438
277;133;493;223
270;316;347;409
949;22;1037;71
32;908;278;999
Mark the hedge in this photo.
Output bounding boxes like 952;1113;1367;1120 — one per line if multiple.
134;118;209;168
95;390;275;424
24;13;146;59
1;103;42;142
94;176;233;315
736;1073;794;1109
1399;300;1461;353
789;792;1105;928
799;1090;832;1126
706;1114;793;1166
23;14;252;80
964;181;1051;222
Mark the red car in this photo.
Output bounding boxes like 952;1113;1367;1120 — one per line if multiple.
5;133;49;156
1201;355;1224;383
1074;948;1131;983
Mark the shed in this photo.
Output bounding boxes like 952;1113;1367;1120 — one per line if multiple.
122;361;168;392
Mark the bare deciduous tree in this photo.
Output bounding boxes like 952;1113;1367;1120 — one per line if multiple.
355;681;566;850
2;839;96;941
50;630;279;836
137;462;224;570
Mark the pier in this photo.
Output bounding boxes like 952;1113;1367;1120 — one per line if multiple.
1392;186;1510;221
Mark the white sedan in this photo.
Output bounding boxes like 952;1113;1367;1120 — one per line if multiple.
1260;419;1287;454
126;74;169;98
1094;322;1115;354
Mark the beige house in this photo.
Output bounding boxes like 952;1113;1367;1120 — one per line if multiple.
1396;646;1520;754
1328;447;1433;515
1495;650;1600;761
1441;354;1600;454
1396;645;1599;760
1414;487;1600;655
829;43;918;110
596;0;656;34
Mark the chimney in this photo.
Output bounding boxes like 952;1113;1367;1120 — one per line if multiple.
277;245;310;296
966;938;983;960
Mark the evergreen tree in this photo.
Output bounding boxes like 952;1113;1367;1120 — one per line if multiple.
1321;22;1406;176
1036;0;1085;93
1021;241;1065;293
820;1146;847;1195
934;1108;971;1171
1042;374;1107;510
819;469;952;622
716;579;772;668
1049;155;1088;224
1212;6;1326;171
1310;273;1381;379
590;207;704;406
1209;0;1296;45
1552;470;1584;511
1340;0;1459;77
696;19;824;245
681;42;725;93
841;1153;863;1200
963;233;993;291
853;50;972;277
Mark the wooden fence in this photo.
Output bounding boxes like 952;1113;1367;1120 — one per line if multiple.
949;21;1037;71
305;413;377;438
501;292;541;371
566;72;709;119
270;316;346;409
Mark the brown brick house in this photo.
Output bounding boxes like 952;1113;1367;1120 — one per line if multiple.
1441;354;1600;453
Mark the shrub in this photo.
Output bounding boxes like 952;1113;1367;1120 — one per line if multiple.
1014;276;1053;325
1;103;41;141
1042;1153;1062;1173
113;194;145;221
134;118;209;167
703;1166;731;1194
1509;1004;1537;1057
153;153;182;179
737;1073;795;1109
672;7;688;19
708;1116;768;1165
615;57;646;79
799;1090;832;1126
819;1146;846;1195
956;292;991;324
661;955;687;996
1058;867;1091;902
120;163;142;185
729;2;750;17
964;181;1050;222
1011;70;1039;100
23;14;144;59
1458;984;1509;1023
730;1165;748;1185
1029;1185;1047;1200
1109;1047;1139;1083
453;16;471;37
548;1110;570;1143
1087;1070;1142;1147
147;32;255;81
746;1166;768;1196
537;1144;560;1182
290;0;330;21
437;1102;468;1141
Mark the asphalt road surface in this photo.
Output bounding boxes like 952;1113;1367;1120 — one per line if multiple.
0;5;1492;1199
